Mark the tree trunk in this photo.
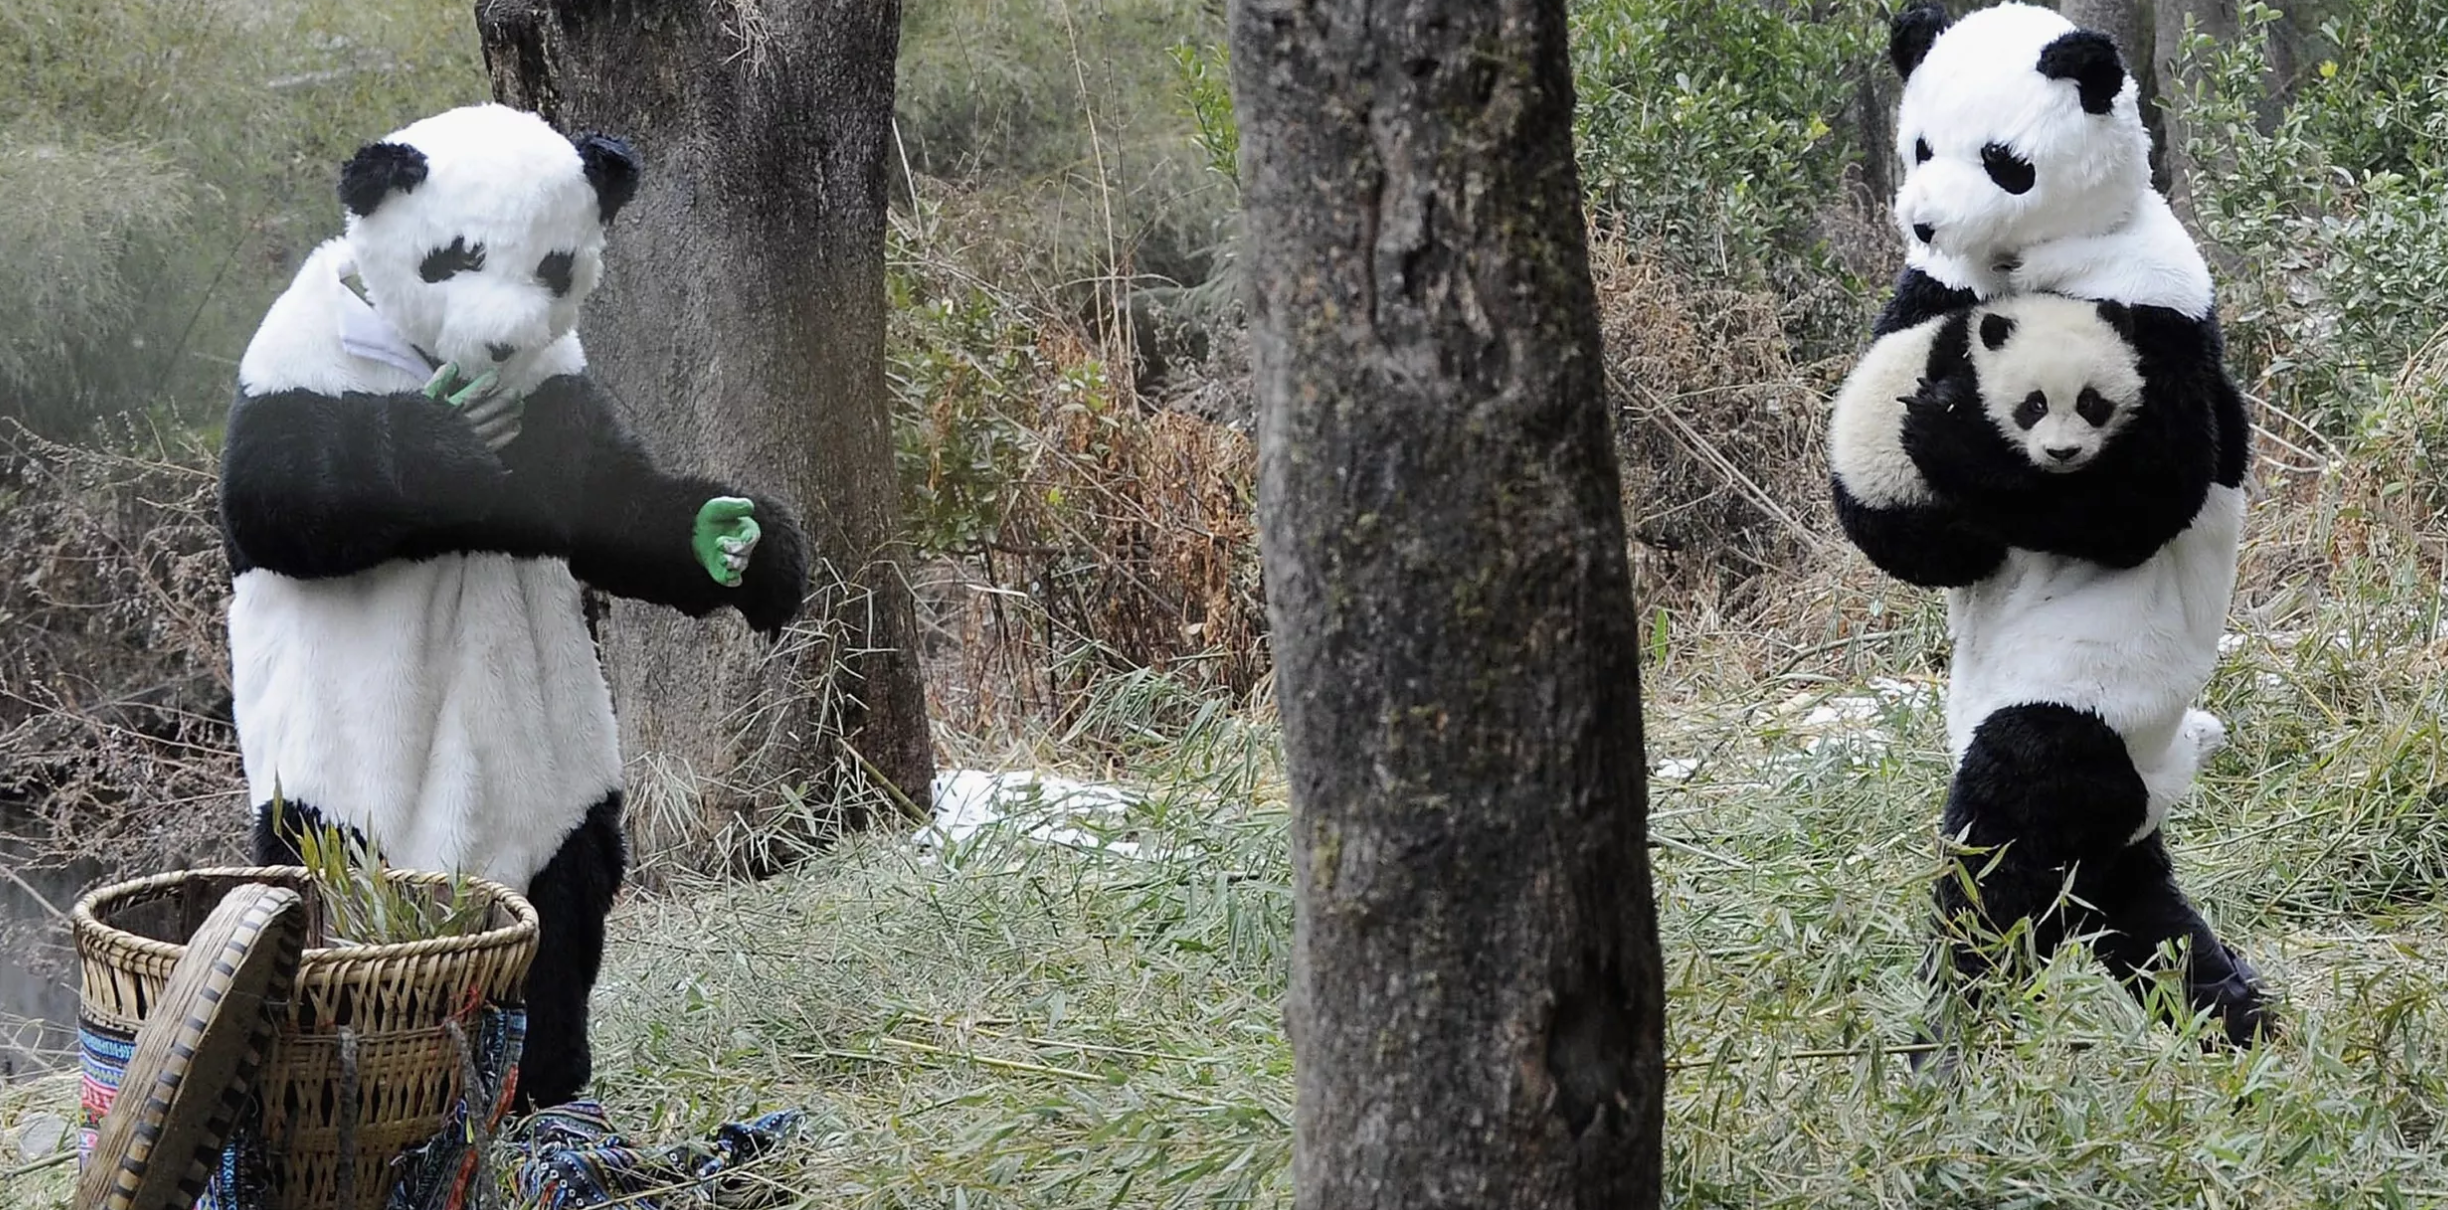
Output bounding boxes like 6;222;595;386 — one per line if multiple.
2152;0;2240;226
475;0;932;873
1230;0;1666;1205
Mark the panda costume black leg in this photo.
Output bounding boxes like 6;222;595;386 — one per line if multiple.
222;104;810;1113
1928;705;2270;1049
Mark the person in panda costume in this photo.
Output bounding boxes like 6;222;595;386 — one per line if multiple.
1828;1;2273;1050
218;103;809;1109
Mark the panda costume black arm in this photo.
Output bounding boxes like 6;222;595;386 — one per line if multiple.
220;385;520;578
1827;311;2010;587
518;373;810;636
1896;299;2222;570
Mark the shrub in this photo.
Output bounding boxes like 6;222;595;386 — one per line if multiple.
2177;0;2448;438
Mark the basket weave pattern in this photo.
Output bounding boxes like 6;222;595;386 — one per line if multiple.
74;866;539;1210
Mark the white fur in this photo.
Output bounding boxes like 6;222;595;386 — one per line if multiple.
1895;3;2214;318
1945;485;2242;841
228;111;616;890
345;104;609;388
1827;313;1947;508
1968;294;2143;471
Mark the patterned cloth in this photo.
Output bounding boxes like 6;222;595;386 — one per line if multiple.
505;1101;804;1210
384;1003;527;1210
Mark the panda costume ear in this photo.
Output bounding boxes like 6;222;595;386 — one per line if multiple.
1889;2;1951;82
2038;30;2127;115
338;141;429;217
1978;312;2016;352
2093;299;2138;341
572;133;641;225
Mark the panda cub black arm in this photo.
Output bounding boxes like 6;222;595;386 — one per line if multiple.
527;374;809;636
218;386;513;578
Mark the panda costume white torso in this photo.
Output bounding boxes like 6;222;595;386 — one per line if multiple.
1827;3;2271;1050
219;104;809;1108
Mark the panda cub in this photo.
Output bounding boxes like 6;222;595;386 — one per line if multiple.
1828;293;2271;1048
220;104;810;1110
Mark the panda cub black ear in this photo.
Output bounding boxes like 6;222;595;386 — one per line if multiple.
2093;299;2138;341
1978;312;2016;351
572;133;641;225
1889;2;1951;83
339;141;429;218
2038;29;2127;115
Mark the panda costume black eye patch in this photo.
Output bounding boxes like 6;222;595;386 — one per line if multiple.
419;236;486;282
537;251;576;297
1981;144;2036;194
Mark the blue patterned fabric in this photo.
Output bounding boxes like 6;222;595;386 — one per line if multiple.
384;1003;527;1210
506;1101;805;1209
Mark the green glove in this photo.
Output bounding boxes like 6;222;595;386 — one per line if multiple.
693;496;761;587
421;362;523;450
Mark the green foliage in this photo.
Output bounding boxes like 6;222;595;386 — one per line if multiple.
888;264;1052;557
1167;40;1238;190
270;786;491;947
0;0;481;435
1569;0;1880;278
896;0;1233;288
2177;0;2448;435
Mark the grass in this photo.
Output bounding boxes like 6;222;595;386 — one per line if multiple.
2;488;2442;1210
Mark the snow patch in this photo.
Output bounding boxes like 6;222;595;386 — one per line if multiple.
918;769;1142;857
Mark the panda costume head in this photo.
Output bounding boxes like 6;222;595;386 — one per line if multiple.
334;104;638;391
1882;1;2210;317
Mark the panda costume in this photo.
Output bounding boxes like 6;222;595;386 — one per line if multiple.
1829;3;2272;1048
219;104;809;1108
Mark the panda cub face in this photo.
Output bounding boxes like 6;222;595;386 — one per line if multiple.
1888;2;2150;273
1966;295;2143;474
336;104;639;383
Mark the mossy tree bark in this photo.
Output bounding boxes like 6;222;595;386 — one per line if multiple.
474;0;932;872
1230;0;1666;1206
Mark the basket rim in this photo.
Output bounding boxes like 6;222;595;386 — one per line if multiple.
70;865;537;965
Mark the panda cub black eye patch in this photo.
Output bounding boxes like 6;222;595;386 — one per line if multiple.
2013;391;2048;430
2075;387;2115;427
537;251;576;297
419;236;486;282
1914;137;1933;164
1982;144;2036;195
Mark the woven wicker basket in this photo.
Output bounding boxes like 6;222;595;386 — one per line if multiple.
73;866;539;1210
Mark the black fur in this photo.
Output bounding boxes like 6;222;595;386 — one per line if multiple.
1889;1;1950;82
1873;266;1978;337
1978;311;2015;351
571;133;641;225
1899;321;2218;570
1831;311;2010;588
1933;709;2271;1047
220;387;516;578
514;793;627;1111
219;375;809;634
2037;29;2127;115
251;794;630;1110
521;375;810;635
1830;477;2009;587
339;141;429;217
